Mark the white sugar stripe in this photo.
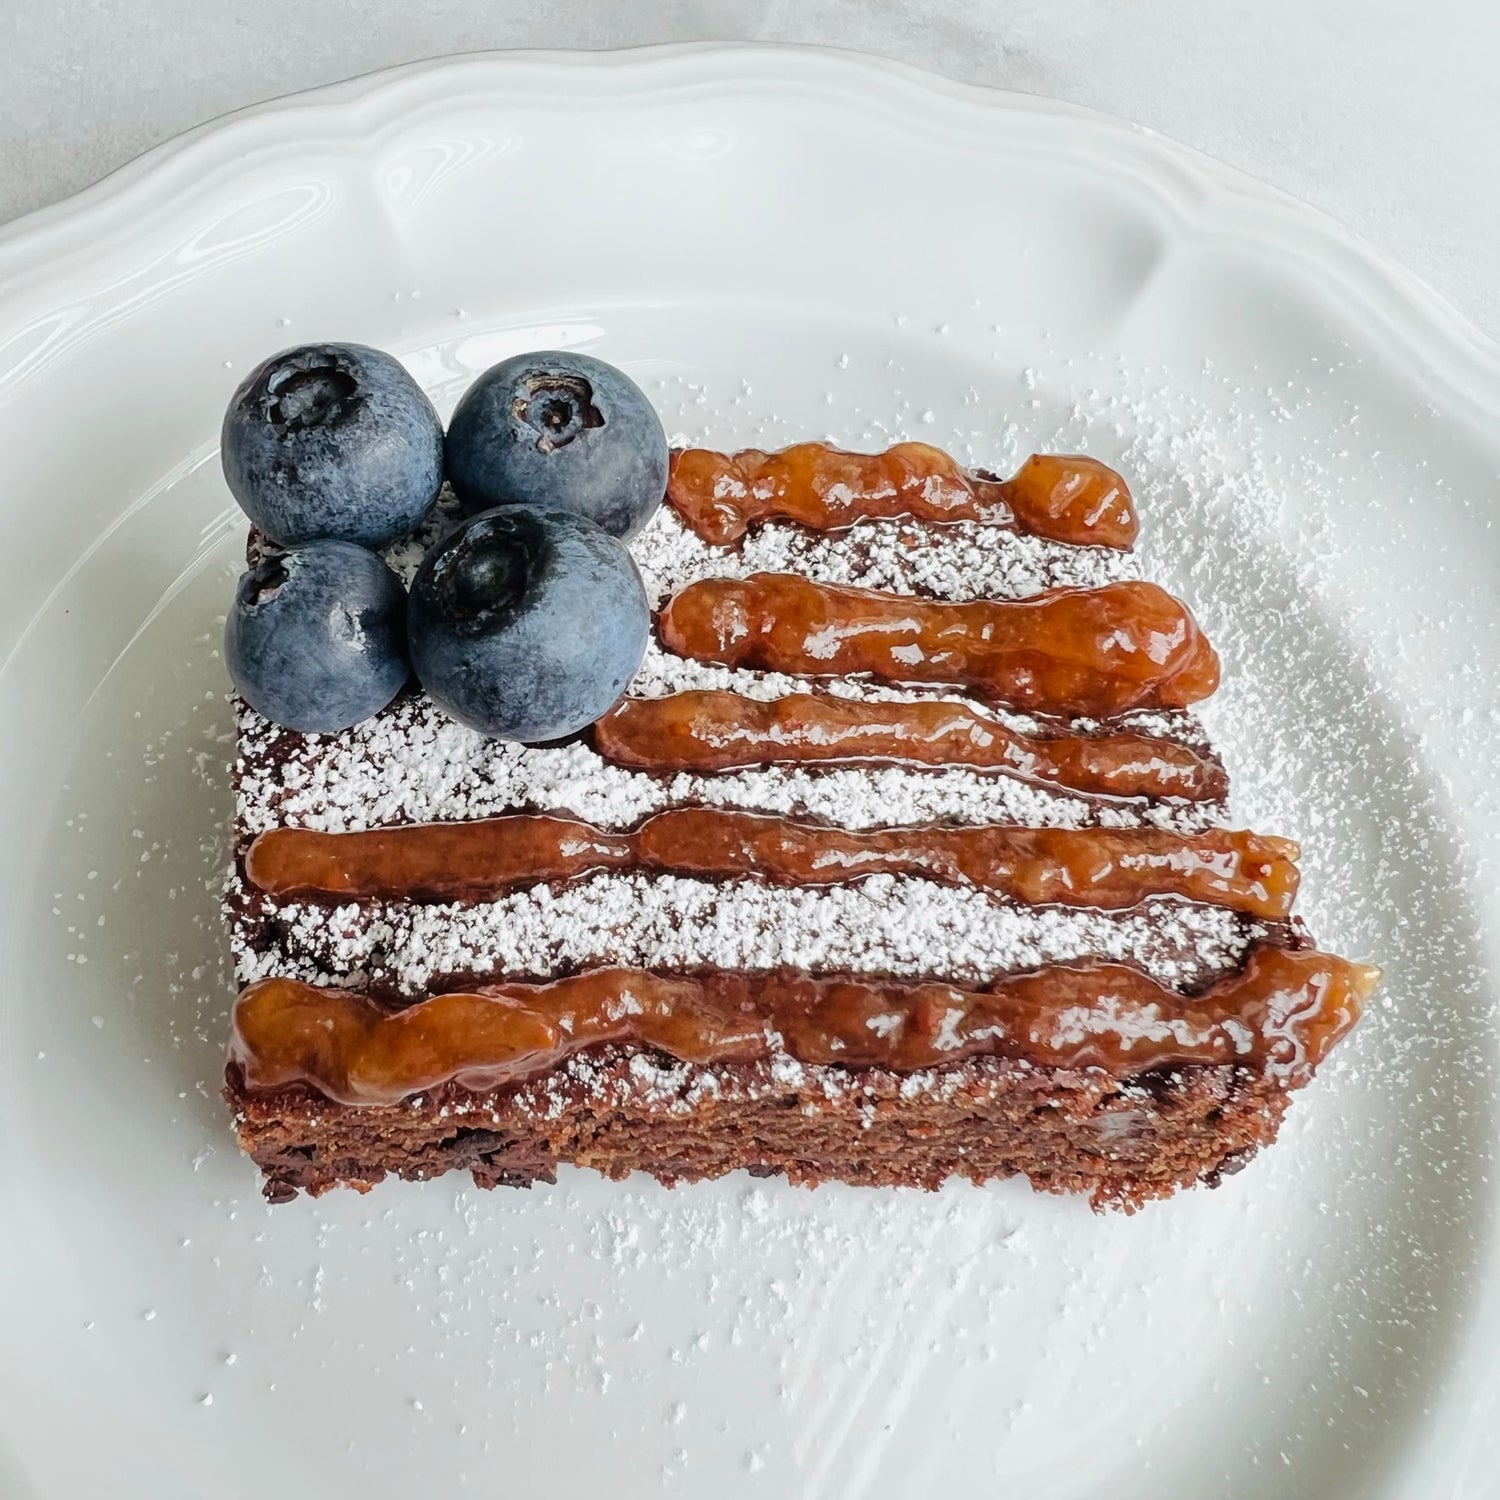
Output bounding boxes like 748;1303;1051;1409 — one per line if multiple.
230;873;1264;999
627;641;1056;716
630;505;1136;609
234;700;1220;837
378;496;1136;605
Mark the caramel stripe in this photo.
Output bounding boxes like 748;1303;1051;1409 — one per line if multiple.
638;815;1298;917
245;811;1299;918
659;574;1220;717
595;691;1226;801
666;443;1136;550
246;815;631;902
230;945;1376;1106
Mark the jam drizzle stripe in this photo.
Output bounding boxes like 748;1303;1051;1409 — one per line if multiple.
595;690;1226;801
230;945;1377;1107
658;574;1221;717
666;443;1137;550
245;811;1300;918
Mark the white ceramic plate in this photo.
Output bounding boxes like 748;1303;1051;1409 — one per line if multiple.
1;45;1497;1499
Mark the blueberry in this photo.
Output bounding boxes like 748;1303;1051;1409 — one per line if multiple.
226;540;409;732
222;342;443;548
444;351;668;539
408;505;649;741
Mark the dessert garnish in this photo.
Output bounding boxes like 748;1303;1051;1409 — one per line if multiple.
221;347;654;743
232;947;1375;1109
667;442;1136;548
593;690;1226;799
221;342;444;548
224;539;408;734
244;813;1300;917
658;574;1220;716
445;350;668;539
406;504;649;740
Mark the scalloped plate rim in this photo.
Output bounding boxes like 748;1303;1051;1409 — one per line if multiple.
0;44;1496;429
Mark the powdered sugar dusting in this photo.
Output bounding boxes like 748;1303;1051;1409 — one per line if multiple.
624;642;1214;754
232;698;1219;838
231;873;1260;997
630;504;1133;608
378;490;1131;607
230;417;1244;1038
625;639;1050;711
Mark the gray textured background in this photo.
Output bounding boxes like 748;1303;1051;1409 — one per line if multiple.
4;0;1498;340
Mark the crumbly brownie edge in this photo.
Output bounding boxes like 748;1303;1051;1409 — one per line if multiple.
224;1050;1291;1212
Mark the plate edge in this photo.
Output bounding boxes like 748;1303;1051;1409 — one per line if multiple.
0;42;1496;426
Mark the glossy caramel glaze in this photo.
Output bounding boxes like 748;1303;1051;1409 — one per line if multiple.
230;945;1377;1106
247;814;630;903
594;690;1227;800
666;443;1136;549
636;814;1299;918
659;574;1221;717
246;812;1300;918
